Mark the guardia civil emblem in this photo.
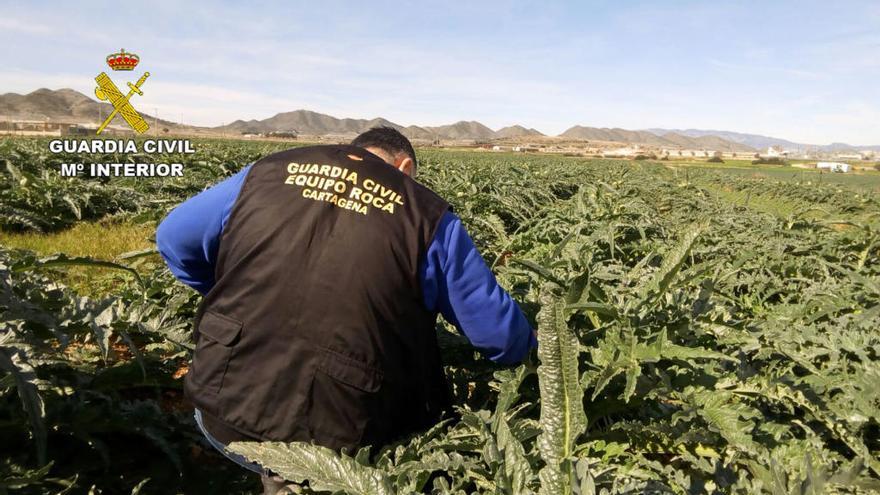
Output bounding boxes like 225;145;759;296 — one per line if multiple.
94;49;150;135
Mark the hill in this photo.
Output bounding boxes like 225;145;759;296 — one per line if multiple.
218;109;401;136
646;128;880;153
0;88;113;121
495;125;544;138
560;126;754;152
422;121;496;140
0;88;178;128
220;113;534;141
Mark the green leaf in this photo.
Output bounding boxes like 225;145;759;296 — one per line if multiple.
492;364;534;429
687;389;758;452
565;302;618;318
13;253;142;285
510;259;565;287
496;414;534;494
636;223;705;308
652;328;737;363
564;271;590;306
0;347;47;465
116;248;159;261
229;441;394;495
536;286;585;495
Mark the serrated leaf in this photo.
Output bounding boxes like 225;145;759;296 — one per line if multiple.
536;287;585;495
635;223;705;308
229;441;394;495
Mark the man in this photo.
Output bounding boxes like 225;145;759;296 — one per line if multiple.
156;127;535;491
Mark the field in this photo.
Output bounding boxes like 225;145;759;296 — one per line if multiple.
670;160;880;193
1;137;879;494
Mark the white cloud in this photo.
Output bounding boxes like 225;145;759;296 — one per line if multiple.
707;59;825;80
0;17;52;35
1;1;877;144
0;70;86;93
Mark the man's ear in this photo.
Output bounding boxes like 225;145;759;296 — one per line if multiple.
395;155;415;177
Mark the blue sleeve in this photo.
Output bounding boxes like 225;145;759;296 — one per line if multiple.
422;211;537;364
155;165;252;294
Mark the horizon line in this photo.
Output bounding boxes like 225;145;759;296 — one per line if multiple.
4;86;879;149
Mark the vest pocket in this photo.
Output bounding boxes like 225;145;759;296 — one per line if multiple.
308;347;383;449
193;311;243;395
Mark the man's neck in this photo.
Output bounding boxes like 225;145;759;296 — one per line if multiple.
363;146;394;166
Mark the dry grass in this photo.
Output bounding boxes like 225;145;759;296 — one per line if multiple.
0;220;160;296
0;219;155;257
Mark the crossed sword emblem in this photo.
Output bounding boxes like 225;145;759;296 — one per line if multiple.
94;71;150;135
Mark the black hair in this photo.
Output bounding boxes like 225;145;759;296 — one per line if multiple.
351;126;417;168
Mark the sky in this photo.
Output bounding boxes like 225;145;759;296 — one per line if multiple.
0;1;878;145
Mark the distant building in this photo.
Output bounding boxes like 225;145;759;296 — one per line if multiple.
817;162;851;173
0;120;68;136
764;146;789;158
835;153;861;161
0;120;135;136
602;146;640;158
67;123;100;135
266;130;297;139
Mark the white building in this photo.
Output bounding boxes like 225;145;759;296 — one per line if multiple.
817;162;851;173
765;146;790;158
602;146;641;157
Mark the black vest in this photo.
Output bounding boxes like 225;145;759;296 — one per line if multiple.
185;145;451;452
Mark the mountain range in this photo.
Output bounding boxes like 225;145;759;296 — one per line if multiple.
559;126;754;152
0;88;178;128
1;88;876;152
645;128;880;153
216;111;544;141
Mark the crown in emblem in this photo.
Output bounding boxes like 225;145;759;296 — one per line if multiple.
106;49;140;71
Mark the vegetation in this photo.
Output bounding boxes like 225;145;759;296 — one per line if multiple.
1;138;879;493
751;157;788;166
0;138;293;232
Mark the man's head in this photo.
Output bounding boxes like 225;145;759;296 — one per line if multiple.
351;127;417;177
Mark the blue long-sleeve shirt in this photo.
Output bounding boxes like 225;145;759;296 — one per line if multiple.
156;164;536;364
